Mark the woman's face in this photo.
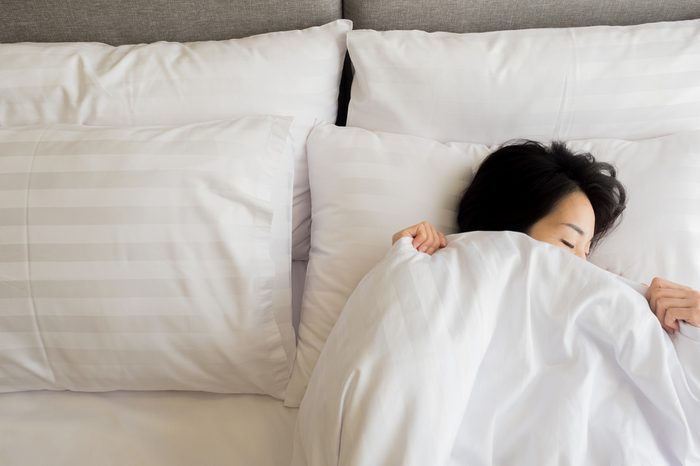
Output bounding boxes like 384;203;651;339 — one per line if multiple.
527;190;595;260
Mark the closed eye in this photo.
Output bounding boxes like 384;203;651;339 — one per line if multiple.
560;240;574;249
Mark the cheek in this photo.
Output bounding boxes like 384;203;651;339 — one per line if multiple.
528;227;555;246
528;231;558;248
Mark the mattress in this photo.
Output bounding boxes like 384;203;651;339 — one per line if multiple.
0;261;307;466
0;390;296;466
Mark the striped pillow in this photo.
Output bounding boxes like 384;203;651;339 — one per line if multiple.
0;19;352;260
347;19;700;145
0;117;295;397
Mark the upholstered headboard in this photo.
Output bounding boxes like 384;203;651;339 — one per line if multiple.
344;0;700;32
3;0;700;45
0;0;342;44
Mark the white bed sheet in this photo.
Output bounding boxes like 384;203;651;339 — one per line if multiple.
0;390;296;466
0;261;307;466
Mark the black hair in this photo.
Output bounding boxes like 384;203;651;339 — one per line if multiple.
456;140;626;248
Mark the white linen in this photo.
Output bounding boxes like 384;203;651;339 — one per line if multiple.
284;124;489;406
0;118;295;397
0;19;352;260
292;232;700;465
347;19;700;145
286;125;700;407
0;390;296;466
292;259;308;333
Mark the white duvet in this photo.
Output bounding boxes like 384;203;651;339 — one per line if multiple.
292;231;700;466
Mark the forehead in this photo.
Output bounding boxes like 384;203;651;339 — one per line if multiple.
551;191;593;216
546;192;595;233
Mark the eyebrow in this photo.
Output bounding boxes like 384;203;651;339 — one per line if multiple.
561;223;585;235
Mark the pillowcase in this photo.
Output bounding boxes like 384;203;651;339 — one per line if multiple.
572;132;700;290
285;125;700;406
0;117;295;397
0;19;352;259
346;19;700;145
284;124;489;406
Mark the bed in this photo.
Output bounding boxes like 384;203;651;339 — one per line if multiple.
1;1;700;465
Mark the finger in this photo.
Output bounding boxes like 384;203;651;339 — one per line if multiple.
654;298;694;332
654;305;672;333
664;308;695;332
653;298;691;331
412;224;429;250
430;224;447;249
426;236;443;254
649;276;691;291
648;288;688;311
686;307;700;327
419;225;435;253
651;296;690;314
425;224;441;253
429;224;444;246
654;289;690;300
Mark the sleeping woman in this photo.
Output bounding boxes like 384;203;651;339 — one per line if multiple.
392;140;700;334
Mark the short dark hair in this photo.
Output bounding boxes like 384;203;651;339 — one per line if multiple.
456;140;626;248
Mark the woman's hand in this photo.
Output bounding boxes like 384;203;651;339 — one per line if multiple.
391;221;447;255
646;277;700;333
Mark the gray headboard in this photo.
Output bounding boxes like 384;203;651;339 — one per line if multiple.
4;0;700;46
344;0;700;32
0;0;342;44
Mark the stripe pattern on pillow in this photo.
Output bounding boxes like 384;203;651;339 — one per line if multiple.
0;117;295;397
0;19;352;261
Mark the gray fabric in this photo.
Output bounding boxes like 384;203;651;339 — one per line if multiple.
345;0;700;32
0;0;341;44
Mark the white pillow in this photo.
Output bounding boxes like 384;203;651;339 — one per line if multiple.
0;19;352;259
285;125;700;406
347;19;700;145
284;124;489;406
0;117;295;397
573;132;700;290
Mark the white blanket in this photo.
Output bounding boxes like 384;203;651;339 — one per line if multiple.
292;231;700;466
